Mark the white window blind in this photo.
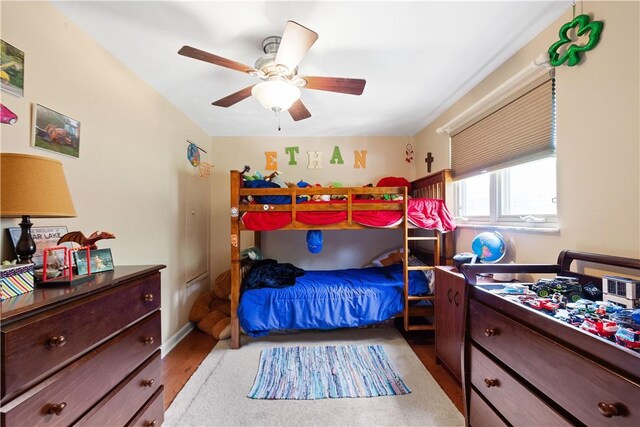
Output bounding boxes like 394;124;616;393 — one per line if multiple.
451;78;555;179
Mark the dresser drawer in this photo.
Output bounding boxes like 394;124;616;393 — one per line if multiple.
468;388;507;427
470;344;570;426
126;386;164;427
1;311;161;427
1;272;160;400
74;350;162;427
470;300;640;426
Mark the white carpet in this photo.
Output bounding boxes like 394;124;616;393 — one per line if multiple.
164;328;464;427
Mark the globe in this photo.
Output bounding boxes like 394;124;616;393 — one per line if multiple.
471;231;506;263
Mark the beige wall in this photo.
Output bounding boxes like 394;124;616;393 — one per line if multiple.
209;136;413;273
413;1;640;263
0;1;213;344
3;0;637;344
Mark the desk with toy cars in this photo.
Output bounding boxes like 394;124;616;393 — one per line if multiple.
460;250;640;427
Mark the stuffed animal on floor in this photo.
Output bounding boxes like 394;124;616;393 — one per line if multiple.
189;270;232;340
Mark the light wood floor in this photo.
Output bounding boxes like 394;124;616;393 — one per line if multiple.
162;327;464;414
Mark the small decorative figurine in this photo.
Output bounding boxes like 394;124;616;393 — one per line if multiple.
58;231;115;250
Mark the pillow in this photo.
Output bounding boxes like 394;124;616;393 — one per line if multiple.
366;248;405;267
383;264;435;295
270;175;288;188
407;254;427;266
376;176;412;193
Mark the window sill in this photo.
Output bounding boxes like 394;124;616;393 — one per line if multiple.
454;223;560;234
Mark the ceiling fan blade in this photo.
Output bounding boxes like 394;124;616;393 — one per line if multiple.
301;76;366;95
289;99;312;121
212;85;256;107
275;21;319;71
179;45;256;74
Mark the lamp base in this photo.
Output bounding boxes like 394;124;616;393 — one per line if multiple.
36;274;93;287
16;215;36;264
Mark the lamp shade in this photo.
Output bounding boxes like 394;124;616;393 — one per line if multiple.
251;80;301;112
1;153;76;218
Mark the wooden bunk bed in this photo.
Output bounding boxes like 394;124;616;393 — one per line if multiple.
229;169;454;349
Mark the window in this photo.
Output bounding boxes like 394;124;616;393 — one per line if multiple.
456;173;490;218
451;76;557;228
454;156;557;227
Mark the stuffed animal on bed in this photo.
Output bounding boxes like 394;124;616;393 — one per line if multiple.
189;270;233;340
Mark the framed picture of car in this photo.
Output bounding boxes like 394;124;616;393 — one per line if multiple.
73;248;114;275
6;226;68;268
1;40;24;97
31;103;81;158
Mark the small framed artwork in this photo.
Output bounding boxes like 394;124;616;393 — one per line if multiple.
7;226;68;268
1;40;24;97
73;248;114;275
32;104;81;158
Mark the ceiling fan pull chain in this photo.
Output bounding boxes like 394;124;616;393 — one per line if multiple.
275;108;282;131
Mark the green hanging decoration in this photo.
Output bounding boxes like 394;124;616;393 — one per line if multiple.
548;14;604;67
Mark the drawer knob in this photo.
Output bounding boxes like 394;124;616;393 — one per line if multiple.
145;420;157;427
484;378;499;388
142;378;155;387
144;336;155;344
48;402;67;415
143;293;154;302
597;402;621;418
484;328;497;337
48;335;67;348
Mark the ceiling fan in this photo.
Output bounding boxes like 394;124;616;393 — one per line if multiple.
178;21;366;124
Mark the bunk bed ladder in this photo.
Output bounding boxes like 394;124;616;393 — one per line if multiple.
403;188;439;332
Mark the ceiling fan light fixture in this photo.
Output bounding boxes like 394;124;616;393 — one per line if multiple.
251;80;301;112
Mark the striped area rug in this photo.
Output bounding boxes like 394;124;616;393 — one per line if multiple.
248;344;411;399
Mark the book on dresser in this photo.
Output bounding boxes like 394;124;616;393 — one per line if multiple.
0;265;165;427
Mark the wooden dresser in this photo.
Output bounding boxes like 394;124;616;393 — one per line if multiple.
435;266;465;382
0;265;165;427
461;251;640;426
435;266;495;383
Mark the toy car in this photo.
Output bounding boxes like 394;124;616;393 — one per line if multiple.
524;298;560;314
566;299;597;314
614;327;640;350
502;284;529;295
610;309;640;329
594;301;623;316
580;316;618;338
532;277;583;302
554;309;584;326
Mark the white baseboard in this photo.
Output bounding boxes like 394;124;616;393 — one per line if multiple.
162;322;194;358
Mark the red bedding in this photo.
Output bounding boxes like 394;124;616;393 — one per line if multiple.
241;198;456;231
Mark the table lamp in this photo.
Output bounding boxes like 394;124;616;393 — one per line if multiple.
1;153;77;264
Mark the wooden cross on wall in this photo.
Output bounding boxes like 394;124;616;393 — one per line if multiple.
425;152;434;173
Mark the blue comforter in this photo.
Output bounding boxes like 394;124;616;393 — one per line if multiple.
238;264;430;337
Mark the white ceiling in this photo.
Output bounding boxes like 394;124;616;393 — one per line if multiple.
52;1;569;137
